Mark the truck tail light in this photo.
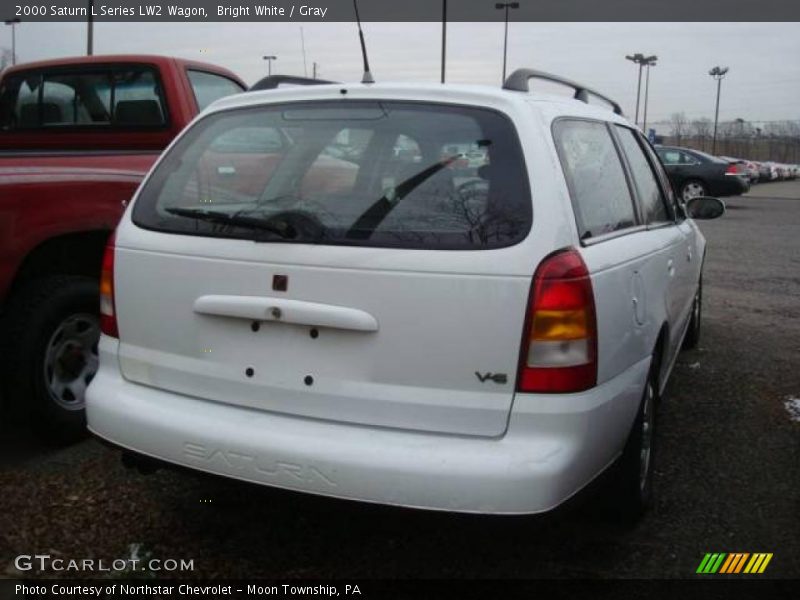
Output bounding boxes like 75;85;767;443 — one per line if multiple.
100;233;118;338
517;248;597;393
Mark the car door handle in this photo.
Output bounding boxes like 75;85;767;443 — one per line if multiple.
667;259;675;276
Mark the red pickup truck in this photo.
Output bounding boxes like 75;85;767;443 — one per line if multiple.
0;55;245;442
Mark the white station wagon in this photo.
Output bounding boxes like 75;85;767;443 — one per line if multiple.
86;69;724;518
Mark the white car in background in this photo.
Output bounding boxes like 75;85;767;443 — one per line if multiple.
87;70;724;519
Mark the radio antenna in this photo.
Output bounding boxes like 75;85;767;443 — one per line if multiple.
353;0;374;83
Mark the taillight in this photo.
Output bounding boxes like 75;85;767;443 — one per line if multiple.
100;233;118;338
517;248;597;393
725;163;739;175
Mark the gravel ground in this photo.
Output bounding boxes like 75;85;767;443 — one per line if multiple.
1;181;799;580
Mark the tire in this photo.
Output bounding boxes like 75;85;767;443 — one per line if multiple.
680;179;706;202
682;276;702;350
606;359;658;523
2;276;100;444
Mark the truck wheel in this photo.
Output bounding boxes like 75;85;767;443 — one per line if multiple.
3;276;100;444
682;276;702;350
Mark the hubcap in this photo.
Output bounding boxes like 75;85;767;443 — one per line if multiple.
683;182;705;201
43;313;100;411
639;381;655;492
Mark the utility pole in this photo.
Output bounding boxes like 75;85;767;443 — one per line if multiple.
709;66;729;155
87;0;94;55
494;2;519;84
312;62;318;79
4;18;20;66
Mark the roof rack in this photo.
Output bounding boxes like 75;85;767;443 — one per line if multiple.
503;68;623;116
249;75;336;92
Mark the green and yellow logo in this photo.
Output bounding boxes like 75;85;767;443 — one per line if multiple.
696;552;773;574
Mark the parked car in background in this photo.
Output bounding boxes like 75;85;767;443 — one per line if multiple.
758;161;778;182
782;164;798;180
87;70;725;520
0;55;246;442
654;145;749;201
720;157;759;184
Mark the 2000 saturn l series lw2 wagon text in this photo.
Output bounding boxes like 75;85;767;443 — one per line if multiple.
86;68;725;520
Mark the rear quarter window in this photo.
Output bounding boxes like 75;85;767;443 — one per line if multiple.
187;70;245;112
132;100;532;250
552;119;637;240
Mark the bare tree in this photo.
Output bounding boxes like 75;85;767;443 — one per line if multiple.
670;112;689;145
691;118;713;151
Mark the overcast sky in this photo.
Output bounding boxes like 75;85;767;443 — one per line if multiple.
3;21;799;128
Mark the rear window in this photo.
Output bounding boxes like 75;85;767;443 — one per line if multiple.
132;101;531;250
0;66;167;130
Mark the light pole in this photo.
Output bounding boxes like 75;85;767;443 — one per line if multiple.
625;53;656;126
262;55;277;76
625;53;644;125
441;0;447;83
5;17;20;66
642;58;656;133
495;2;519;84
87;0;93;55
709;66;729;155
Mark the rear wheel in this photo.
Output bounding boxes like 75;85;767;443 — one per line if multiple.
607;359;658;523
681;179;706;202
682;276;702;350
2;276;100;444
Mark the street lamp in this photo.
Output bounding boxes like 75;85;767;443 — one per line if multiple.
709;66;729;155
495;2;519;84
4;17;20;66
642;58;657;133
262;55;277;76
625;53;656;126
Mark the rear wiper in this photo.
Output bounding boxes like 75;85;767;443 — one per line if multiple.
165;207;295;239
345;155;461;240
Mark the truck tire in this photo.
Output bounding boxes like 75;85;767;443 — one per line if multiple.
2;276;100;444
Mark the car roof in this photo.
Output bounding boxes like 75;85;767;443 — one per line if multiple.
205;81;632;125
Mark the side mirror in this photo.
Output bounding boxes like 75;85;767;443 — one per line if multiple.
685;196;725;220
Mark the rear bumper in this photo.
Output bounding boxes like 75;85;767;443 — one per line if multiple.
714;175;750;196
87;337;648;514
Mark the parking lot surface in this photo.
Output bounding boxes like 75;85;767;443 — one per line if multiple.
1;181;799;579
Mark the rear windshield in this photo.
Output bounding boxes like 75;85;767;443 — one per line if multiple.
132;100;531;250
